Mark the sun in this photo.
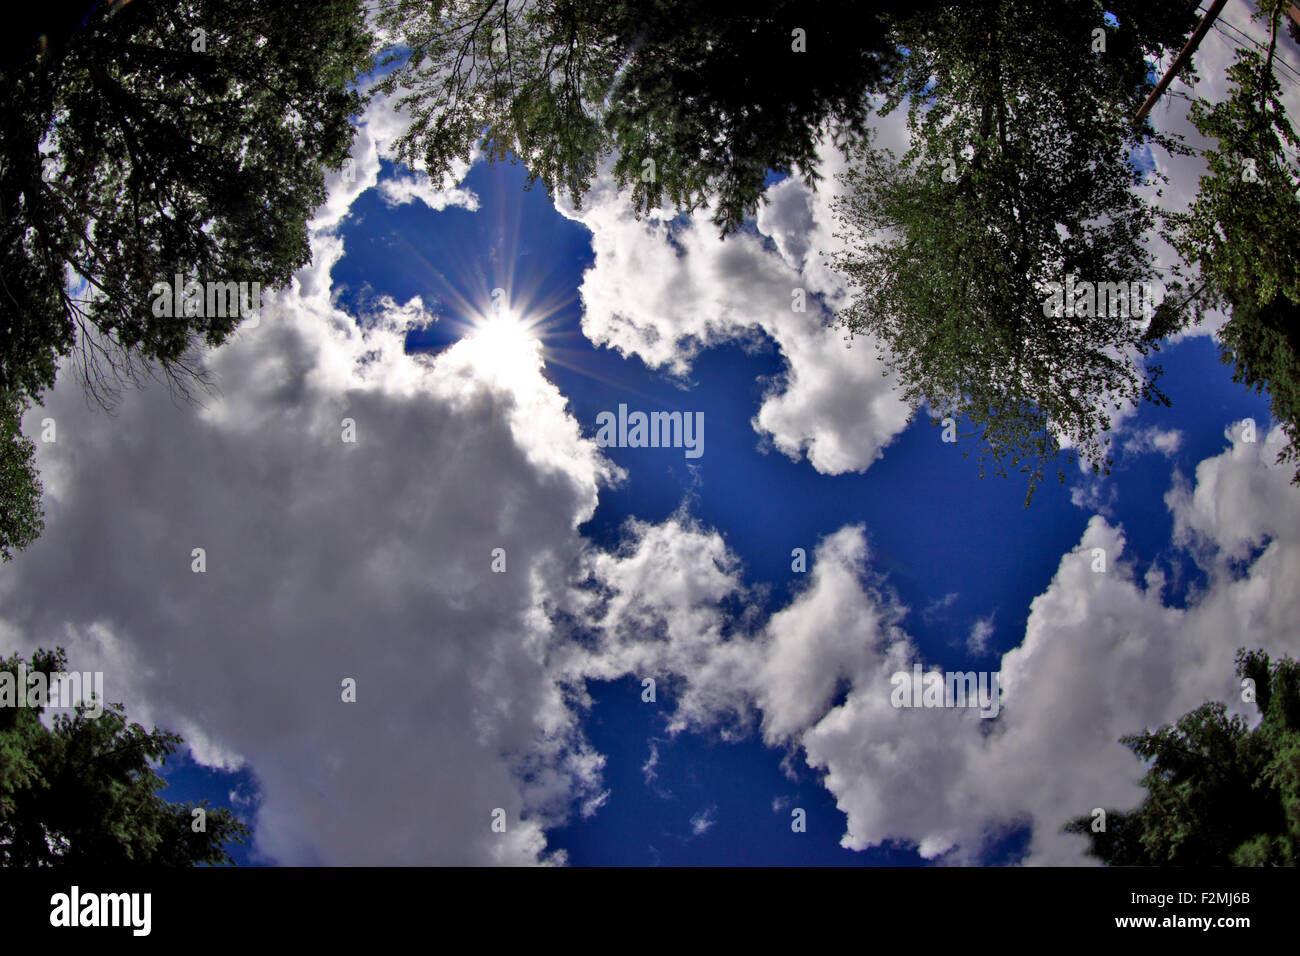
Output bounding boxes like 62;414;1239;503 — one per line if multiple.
457;301;547;386
476;305;528;339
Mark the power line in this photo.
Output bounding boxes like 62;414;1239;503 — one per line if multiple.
1209;10;1300;89
1213;22;1300;88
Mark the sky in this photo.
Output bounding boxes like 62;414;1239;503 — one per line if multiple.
4;2;1299;866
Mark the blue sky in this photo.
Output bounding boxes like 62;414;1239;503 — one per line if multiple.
159;146;1273;866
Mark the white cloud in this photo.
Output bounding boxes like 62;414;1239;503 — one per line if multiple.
640;742;658;784
574;426;1300;865
562;514;758;739
377;169;479;212
1169;420;1292;564
552;131;914;476
1125;426;1183;458
6;94;618;866
689;805;717;836
315;85;480;230
967;616;995;655
1069;478;1119;517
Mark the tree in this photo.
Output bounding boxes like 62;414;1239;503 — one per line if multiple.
1065;649;1300;866
1215;291;1300;482
376;0;938;235
0;0;372;411
1162;0;1300;484
0;647;248;866
829;0;1198;504
0;392;43;562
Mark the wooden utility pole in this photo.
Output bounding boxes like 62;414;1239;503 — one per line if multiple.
1135;0;1230;124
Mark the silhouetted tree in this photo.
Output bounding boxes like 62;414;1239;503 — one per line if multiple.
0;0;372;410
1065;649;1300;865
377;0;939;234
0;647;249;865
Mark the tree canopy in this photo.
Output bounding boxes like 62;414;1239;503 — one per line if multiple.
0;647;249;865
1163;0;1300;484
0;391;43;562
376;0;941;234
1065;649;1300;866
829;0;1198;503
0;0;372;409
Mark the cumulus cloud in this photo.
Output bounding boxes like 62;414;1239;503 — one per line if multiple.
561;514;758;739
1168;419;1292;565
574;426;1300;865
315;85;480;230
6;93;619;866
552;128;914;476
